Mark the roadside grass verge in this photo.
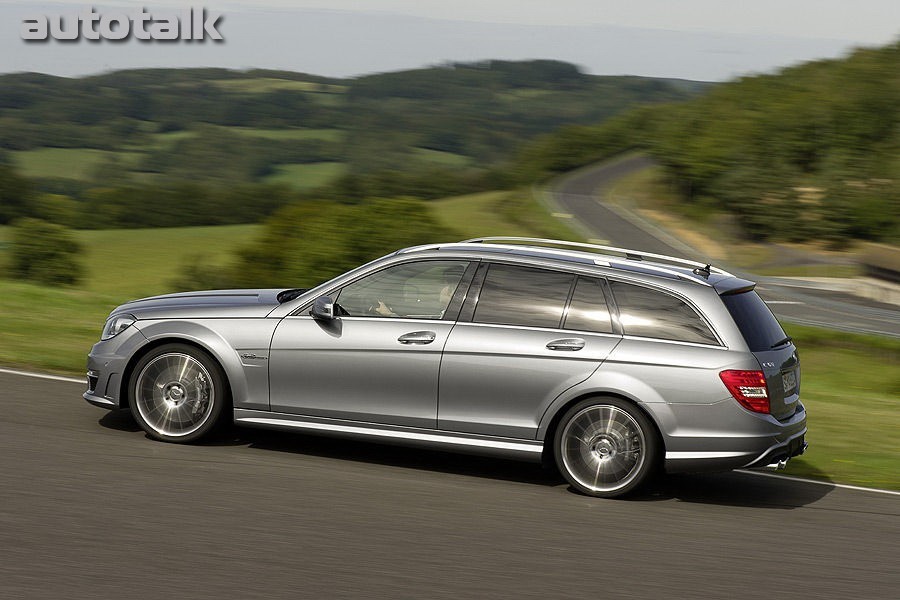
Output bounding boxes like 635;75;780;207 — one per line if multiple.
604;162;863;277
780;324;900;490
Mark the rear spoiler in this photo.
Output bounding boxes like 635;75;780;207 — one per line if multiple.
713;277;756;296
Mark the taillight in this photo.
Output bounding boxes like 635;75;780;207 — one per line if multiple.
719;370;769;414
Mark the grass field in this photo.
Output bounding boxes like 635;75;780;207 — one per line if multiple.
12;148;144;181
74;224;260;297
225;127;344;142
210;78;347;94
412;148;471;168
430;190;580;241
263;162;346;190
0;224;258;372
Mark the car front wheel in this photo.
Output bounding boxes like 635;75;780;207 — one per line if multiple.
129;343;228;443
554;397;659;498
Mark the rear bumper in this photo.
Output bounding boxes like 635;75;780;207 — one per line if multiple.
744;434;808;470
655;398;808;474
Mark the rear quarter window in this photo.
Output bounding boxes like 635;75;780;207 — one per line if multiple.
609;281;718;345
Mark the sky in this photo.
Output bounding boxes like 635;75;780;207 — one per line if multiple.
2;1;898;81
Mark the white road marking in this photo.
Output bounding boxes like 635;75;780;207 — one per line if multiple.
739;469;900;496
0;367;84;384
551;212;574;218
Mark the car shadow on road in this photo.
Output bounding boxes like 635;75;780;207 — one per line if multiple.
241;428;834;507
98;410;249;446
97;414;834;508
241;428;564;487
98;409;142;432
631;470;834;508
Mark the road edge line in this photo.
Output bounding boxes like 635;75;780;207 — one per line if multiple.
0;367;84;385
738;469;900;496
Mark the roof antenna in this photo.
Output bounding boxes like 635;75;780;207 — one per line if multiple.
692;264;712;278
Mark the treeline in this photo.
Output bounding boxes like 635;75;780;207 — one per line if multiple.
0;61;706;175
518;42;900;243
0;163;297;228
0;69;341;141
341;63;705;170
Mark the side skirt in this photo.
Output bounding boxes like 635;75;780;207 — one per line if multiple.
233;409;544;461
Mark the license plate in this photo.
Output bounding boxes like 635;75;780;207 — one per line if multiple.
782;370;797;393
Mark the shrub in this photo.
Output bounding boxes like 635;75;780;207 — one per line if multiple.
9;218;83;285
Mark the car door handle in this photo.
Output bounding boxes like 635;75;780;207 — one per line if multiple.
546;338;585;351
398;331;436;345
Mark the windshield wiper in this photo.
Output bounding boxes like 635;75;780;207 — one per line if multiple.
770;335;793;349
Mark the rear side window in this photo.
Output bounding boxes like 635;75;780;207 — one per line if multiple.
473;264;574;328
564;277;614;334
721;290;787;352
609;281;718;345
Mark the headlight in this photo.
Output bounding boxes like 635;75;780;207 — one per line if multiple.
101;314;136;340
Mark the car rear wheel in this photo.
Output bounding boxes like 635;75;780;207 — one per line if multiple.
554;397;659;498
129;343;228;443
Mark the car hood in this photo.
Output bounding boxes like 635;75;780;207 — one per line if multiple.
112;289;292;320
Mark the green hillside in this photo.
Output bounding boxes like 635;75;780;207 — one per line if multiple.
0;62;706;188
519;42;900;244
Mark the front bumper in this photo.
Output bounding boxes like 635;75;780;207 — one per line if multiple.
82;326;146;410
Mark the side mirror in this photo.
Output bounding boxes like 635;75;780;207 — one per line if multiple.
310;295;335;321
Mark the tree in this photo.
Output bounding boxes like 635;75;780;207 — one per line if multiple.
0;165;35;224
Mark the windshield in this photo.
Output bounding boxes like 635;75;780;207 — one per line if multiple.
721;290;788;352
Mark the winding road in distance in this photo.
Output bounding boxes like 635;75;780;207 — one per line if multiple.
1;371;897;599
548;155;900;337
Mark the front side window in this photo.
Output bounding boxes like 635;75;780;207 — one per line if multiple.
473;264;574;328
609;281;718;344
335;260;468;319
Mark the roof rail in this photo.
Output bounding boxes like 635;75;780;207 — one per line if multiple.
460;237;732;277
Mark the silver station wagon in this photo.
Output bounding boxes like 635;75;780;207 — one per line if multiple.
85;237;807;497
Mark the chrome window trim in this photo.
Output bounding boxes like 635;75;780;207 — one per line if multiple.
620;334;729;350
451;320;623;340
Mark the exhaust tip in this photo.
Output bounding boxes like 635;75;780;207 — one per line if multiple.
765;458;789;470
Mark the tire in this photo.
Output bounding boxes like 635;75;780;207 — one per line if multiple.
553;397;659;498
128;343;229;443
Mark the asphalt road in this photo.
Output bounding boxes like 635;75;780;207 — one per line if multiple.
2;372;898;599
550;156;900;337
